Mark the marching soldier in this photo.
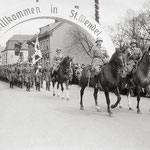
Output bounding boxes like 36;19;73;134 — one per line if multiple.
24;62;32;91
9;64;16;88
43;61;51;91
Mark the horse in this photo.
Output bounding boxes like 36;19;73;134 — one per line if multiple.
122;50;150;113
52;56;73;100
80;51;125;116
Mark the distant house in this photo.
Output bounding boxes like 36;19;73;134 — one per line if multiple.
28;21;92;66
2;34;34;65
0;45;5;65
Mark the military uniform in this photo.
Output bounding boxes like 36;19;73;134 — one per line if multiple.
24;64;32;83
125;41;142;73
52;48;63;73
91;45;109;75
91;37;109;88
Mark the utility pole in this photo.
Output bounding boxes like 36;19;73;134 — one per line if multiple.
94;0;100;23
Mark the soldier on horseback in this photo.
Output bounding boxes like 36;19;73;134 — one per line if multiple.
125;39;142;75
91;37;109;88
52;48;63;76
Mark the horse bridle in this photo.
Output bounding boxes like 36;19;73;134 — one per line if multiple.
62;61;72;73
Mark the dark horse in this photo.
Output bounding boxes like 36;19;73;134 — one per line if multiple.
124;50;150;113
52;56;73;100
80;51;125;116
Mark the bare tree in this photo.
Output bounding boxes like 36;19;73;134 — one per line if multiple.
109;3;150;52
66;27;93;58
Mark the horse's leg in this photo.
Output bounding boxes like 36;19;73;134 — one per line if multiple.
60;83;64;99
11;77;14;89
48;81;50;91
127;87;133;110
52;81;56;96
38;79;41;91
66;81;69;101
136;86;141;114
104;89;112;116
93;87;100;112
111;87;121;109
80;85;86;110
41;76;43;88
46;81;48;90
28;82;30;91
10;81;12;88
35;82;38;91
56;82;60;97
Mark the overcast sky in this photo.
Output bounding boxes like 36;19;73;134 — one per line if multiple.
0;0;149;47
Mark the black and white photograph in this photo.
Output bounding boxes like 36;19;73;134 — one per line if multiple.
0;0;150;150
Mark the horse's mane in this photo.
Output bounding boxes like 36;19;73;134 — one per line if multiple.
109;51;122;64
138;51;148;64
61;56;69;65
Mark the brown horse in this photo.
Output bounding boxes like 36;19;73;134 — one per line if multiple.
52;56;73;100
125;50;150;113
80;51;125;116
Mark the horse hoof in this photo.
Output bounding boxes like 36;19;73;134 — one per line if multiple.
53;93;55;96
129;107;133;111
80;106;84;110
66;98;69;101
119;105;123;109
111;104;115;109
137;110;141;114
97;109;101;112
96;106;101;112
108;111;112;117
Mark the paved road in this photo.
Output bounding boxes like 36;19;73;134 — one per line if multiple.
0;81;150;150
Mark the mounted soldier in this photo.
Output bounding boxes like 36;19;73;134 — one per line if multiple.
52;48;63;75
91;37;109;88
124;39;142;77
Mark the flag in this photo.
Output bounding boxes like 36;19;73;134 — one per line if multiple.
32;36;42;64
14;42;22;56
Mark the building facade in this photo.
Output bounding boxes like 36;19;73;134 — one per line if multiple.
2;35;34;65
28;21;92;66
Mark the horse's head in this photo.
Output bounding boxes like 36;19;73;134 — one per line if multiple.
61;56;73;69
109;51;125;68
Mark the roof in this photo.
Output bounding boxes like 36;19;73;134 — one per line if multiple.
6;34;34;50
29;22;63;42
0;46;5;52
39;22;62;34
9;34;34;41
